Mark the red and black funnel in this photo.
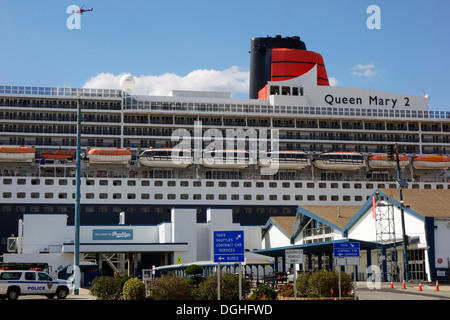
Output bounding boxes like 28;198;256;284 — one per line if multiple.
249;35;329;99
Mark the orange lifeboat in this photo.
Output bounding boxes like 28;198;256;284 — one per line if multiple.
87;148;131;164
368;154;410;169
412;155;450;170
0;145;35;162
139;147;192;168
258;150;309;170
42;148;73;160
313;151;365;171
202;149;250;169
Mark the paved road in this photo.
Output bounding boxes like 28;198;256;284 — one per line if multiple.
355;281;450;300
13;288;93;300
13;282;450;301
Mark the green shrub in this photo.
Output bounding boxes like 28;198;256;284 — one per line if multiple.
147;274;194;300
296;272;312;297
277;283;294;297
197;273;251;300
250;283;277;300
90;274;124;300
123;277;146;300
295;271;354;298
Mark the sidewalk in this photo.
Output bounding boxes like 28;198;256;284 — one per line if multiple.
68;288;94;300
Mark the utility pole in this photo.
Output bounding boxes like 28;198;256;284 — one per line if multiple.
388;144;409;281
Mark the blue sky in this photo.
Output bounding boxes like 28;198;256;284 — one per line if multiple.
0;0;449;110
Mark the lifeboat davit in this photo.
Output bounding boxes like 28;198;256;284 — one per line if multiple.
0;145;35;162
42;148;73;160
368;153;410;169
313;151;365;171
139;147;192;168
87;148;131;164
258;150;310;170
412;155;450;170
202;149;250;169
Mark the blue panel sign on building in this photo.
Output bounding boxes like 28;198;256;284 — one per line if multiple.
333;242;360;257
214;230;245;263
93;229;133;240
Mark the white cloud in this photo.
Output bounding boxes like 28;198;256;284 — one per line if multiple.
351;63;376;77
83;66;249;97
355;64;375;70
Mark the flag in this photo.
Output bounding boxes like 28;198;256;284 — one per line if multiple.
372;196;376;219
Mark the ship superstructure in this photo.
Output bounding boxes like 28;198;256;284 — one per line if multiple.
0;36;449;255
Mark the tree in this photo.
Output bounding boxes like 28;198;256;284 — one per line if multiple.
185;264;204;286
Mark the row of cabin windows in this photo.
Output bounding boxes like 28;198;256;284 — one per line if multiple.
1;191;372;202
4;178;446;190
0;205;292;215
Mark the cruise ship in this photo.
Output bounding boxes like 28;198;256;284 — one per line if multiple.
0;35;449;256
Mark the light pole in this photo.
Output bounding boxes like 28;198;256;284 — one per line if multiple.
392;144;409;281
73;96;82;295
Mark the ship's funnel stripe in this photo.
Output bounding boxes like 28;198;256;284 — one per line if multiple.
270;48;329;86
272;61;326;68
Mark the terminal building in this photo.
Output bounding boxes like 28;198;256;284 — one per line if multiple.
3;189;450;284
258;189;450;283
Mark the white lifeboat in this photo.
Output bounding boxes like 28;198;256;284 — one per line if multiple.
368;153;410;169
258;150;309;170
87;148;131;164
139;147;192;168
202;149;250;169
412;155;450;170
313;151;365;171
0;145;35;162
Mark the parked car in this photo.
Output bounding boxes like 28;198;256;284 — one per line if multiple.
0;270;73;300
287;271;301;283
272;272;287;282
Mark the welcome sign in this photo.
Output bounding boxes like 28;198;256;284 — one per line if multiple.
93;229;133;240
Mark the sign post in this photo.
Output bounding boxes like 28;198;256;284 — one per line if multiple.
333;242;360;300
285;249;303;299
214;231;245;300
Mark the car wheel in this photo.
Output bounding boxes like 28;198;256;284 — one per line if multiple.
56;287;69;299
7;287;20;300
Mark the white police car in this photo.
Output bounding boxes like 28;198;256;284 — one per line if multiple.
0;270;73;300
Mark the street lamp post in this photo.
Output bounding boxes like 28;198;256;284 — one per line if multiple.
394;144;409;281
73;96;82;295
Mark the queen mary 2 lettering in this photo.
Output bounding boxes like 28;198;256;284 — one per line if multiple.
324;94;363;106
303;84;428;110
324;94;399;108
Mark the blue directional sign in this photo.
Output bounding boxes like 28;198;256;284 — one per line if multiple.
214;230;245;263
333;242;360;257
